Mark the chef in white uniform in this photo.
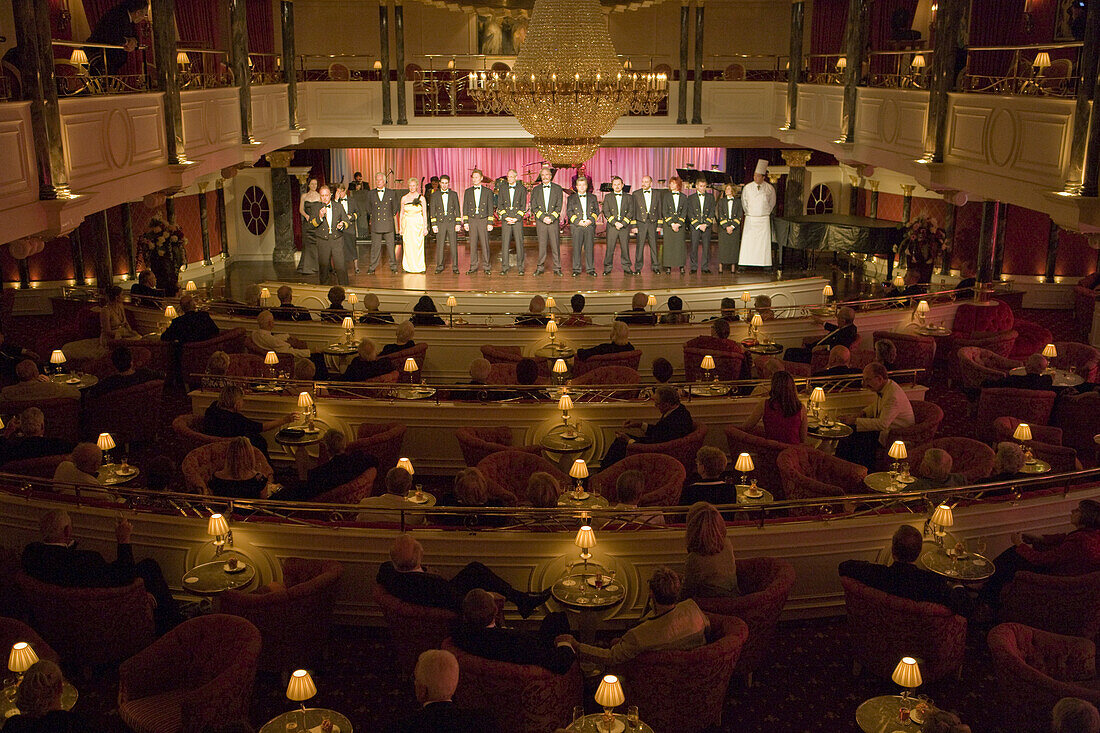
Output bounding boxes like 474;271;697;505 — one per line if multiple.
738;158;776;269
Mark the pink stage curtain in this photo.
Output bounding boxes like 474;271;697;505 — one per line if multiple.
332;147;724;191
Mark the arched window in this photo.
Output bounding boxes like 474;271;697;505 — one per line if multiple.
241;186;270;236
807;184;834;215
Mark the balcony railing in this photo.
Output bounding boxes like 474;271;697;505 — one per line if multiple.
177;48;234;90
248;52;284;85
960;42;1082;98
51;40;150;96
297;54;382;81
866;49;933;90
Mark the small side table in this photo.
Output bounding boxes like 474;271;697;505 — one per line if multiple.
552;569;626;642
864;471;916;494
405;489;437;507
260;708;353;733
1020;459;1052;475
808;421;853;455
50;373;99;390
541;428;593;471
855;694;925;733
98;463;140;486
567;713;654;732
735;484;774;504
323;343;359;375
182;555;256;596
276;423;328;480
0;680;78;719
557;491;610;508
534;343;576;361
920;547;995;582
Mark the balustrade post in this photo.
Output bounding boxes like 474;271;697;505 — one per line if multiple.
839;0;869;144
848;175;859;216
266;151;297;266
281;0;300;131
976;200;998;284
783;0;804;130
165;195;176;222
96;212;114;287
198;182;212;265
216;179;230;258
69;226;86;286
677;1;689;125
379;2;392;125
121;202;136;276
1045;218;1060;283
940;198;957;275
1065;0;1098;192
992;202;1008;279
922;0;963;163
868;179;879;218
395;0;407;125
691;1;704;125
228;0;254;143
781;149;812;216
16;260;31;290
151;0;187;164
900;184;914;224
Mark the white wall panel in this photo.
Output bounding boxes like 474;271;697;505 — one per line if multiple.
0;103;37;207
59;93;167;190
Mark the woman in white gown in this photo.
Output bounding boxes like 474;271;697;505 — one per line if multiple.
399;177;427;274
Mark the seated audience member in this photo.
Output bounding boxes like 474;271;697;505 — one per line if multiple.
685;318;742;356
202;350;230;390
252;310;311;359
836;363;915;470
203;384;295;455
577;321;634;361
85;346;160;399
439;468;508;528
524;472;561;508
0;328;39;384
750;358;785;397
682;447;733;506
706;297;740;323
603;385;694;467
22;509;178;632
143;455;176;492
396;650;496;732
52;443;104;488
651;357;674;383
909;448;966;490
161;293;219;344
919;710;971;733
1;360;79;402
209;437;272;499
451;358;504;401
785;306;858;363
616;292;657;326
900;269;927;297
2;659;87;733
819;345;860;376
376;534;551;617
742;370;807;445
271;285;312;322
129;270;164;307
559;293;591;327
380;321;416;357
659;295;690;324
514;358;541;387
683;502;738;598
992;353;1055;391
357;466;424;525
565;566;710;665
411;296;446;326
0;408;74;465
293;429;377;501
452;588;575;673
607;469;665;525
874;339;898;372
1052;698;1100;733
359;293;394;325
987;441;1026;482
753;294;775;321
319;286;350;323
343;338;393;382
515;295;550;326
839;525;963;610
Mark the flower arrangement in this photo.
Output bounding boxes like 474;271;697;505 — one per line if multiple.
137;215;187;294
899;216;946;282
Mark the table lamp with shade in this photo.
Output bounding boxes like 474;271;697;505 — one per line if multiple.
911;54;926;75
1033;51;1052;70
809;386;826;421
264;350;280;378
891;656;922;707
1013;422;1035;462
49;349;66;375
750;313;763;340
445;295;457;326
185;280;197;293
822;284;833;305
97;432;116;465
347;292;358;309
8;641;39;688
915;299;930;325
930;503;953;546
575;525;596;575
298;391;316;430
700;354;716;384
259;287;271;305
835;56;847;70
545;295;556;311
1043;343;1057;361
553;358;569;385
70;49;89;68
893;274;905;290
734;452;755;487
740;291;751;314
341;316;355;345
595;674;626;733
286;668;317;731
162;305;177;333
888;440;910;481
570;459;589;499
207;512;231;557
403;357;419;385
558;392;575;438
646;294;656;311
175;51;190;68
395;457;414;476
546;317;559;348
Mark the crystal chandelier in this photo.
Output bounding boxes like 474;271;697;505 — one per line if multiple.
467;0;667;166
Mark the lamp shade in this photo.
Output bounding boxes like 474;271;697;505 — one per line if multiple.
207;513;229;537
286;669;317;702
373;60;382;69
347;292;359;307
558;393;574;411
931;503;954;527
553;358;568;374
835;56;847;70
700;355;716;371
750;314;763;328
8;642;38;674
894;274;905;288
341;316;354;331
164;305;178;319
297;391;314;408
574;525;597;550
1043;343;1058;359
259;287;270;301
396;457;414;475
911;54;926;69
916;300;931;315
97;432;115;451
70;49;89;65
176;51;190;65
570;459;589;479
545;296;556;309
892;657;923;689
734;452;755;473
822;284;834;298
810;386;826;405
445;295;457;308
50;349;66;365
647;294;656;308
1034;51;1052;69
546;319;558;335
1013;422;1033;442
741;291;751;303
185;280;197;292
264;351;279;366
595;674;625;708
888;440;907;460
403;357;419;373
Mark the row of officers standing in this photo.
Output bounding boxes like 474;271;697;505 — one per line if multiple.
298;159;776;284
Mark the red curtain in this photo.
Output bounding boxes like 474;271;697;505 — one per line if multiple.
810;0;849;57
176;0;220;48
245;0;274;54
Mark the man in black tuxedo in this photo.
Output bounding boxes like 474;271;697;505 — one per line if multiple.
86;0;147;76
334;184;361;275
496;169;527;275
686;177;716;274
161;293;218;344
429;174;462;274
602;385;694;466
396;650;496;733
567;177;599;277
530;166;564;276
462;170;494;275
603;176;636;275
451;589;576;674
22;509;179;633
306;185;351;286
365;173;400;274
632;175;661;274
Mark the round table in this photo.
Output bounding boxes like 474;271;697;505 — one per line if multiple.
1009;366;1084;388
1020;459;1052;475
864;471;918;493
735;484;774;504
740;341;783;356
808;421;853;455
541;428;593;471
323;342;358;375
49;373;98;390
182;555;257;595
393;386;436;400
920;547;995;582
535;343;576;360
566;712;654;732
557;491;610;508
856;695;926;733
1;680;78;720
552;572;626;612
404;489;437;507
687;383;730;397
98;463;140;486
260;708;353;733
276;423;327;481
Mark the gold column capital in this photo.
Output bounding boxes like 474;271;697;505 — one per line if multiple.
868;179;879;192
899;184;914;196
265;150;295;169
780;149;813;168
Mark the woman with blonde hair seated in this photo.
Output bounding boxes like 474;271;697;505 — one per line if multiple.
3;659;86;732
683;501;738;598
208;436;271;499
441;468;508;528
576;320;634;361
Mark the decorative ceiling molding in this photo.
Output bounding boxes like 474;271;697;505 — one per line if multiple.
403;0;677;18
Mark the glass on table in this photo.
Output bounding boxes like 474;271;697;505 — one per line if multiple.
573;705;586;727
627;705;640;728
974;537;988;556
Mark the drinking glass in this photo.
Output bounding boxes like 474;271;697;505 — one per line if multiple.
573;705;586;726
975;537;988;556
1069;365;1078;377
627;705;640;728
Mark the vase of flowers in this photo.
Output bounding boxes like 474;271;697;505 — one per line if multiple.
138;215;187;296
898;216;946;284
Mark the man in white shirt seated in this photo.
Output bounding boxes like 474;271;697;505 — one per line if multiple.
836;362;915;469
51;443;123;503
250;310;329;378
357;466;425;525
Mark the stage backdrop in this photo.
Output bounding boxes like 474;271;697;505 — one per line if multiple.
332;147;725;190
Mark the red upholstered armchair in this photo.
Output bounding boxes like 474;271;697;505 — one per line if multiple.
16;573;155;666
442;638;583;733
373;582;457;679
1;454;70;478
225;352;295;377
876;400;944;469
626;421;708;475
723;424;789;499
992;417;1081;473
692;558;796;686
455;426;540;468
0;397;79;443
840;576;966;683
777;445;867;502
181;442;273;495
481;344;549;378
950;300;1018;358
570;365;640;386
618;612;748;732
872;331;936;384
1052;390;1100;458
348;422;407;491
117;614;261;733
0;616;59;666
988;622;1100;730
487;362;517;383
1010;317;1054;361
976;388;1057;443
477;450;569;505
590;454;686;506
311;466;377;504
684;345;744;381
955;346;1021;390
181;327;246;387
1073;273;1100;340
83;379;164;447
105;339;171;375
381;342;428;371
219;558;344;672
907;437;995;483
1052;341;1100;383
999;570;1100;640
572;349;642;376
84;346;153;379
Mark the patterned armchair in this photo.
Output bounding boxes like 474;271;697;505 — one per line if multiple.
1000;570;1100;639
777;445;867;502
181;442;273;495
1052;341;1100;383
477;450;569;505
840;576;966;683
626;421;708;475
955;346;1021;391
1073;273;1100;341
992;417;1080;473
373;582;457;680
118;614;261;733
180;327;246;387
0;616;59;666
950;300;1018;358
876;400;944;469
976;388;1057;443
570;365;640;386
105;339;171;375
311;466;378;504
1;454;71;478
481;344;549;378
83;379;164;447
16;573;155;666
1052;390;1100;457
683;345;744;381
808;333;866;375
872;331;936;384
590;454;685;506
0;397;79;443
988;622;1100;731
907;437;995;483
487;362;517;383
381;342;428;371
1010;318;1054;361
724;424;793;499
170;413;232;453
84;346;153;379
455;426;540;468
617;612;748;732
441;638;583;733
692;558;796;686
219;558;344;672
348;422;407;491
572;349;642;376
225;352;295;377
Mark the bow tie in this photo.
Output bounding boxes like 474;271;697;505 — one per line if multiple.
509;185;515;188
474;186;481;190
544;185;551;188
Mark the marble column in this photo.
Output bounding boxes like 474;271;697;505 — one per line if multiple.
839;0;869;144
121;202;136;276
70;226;86;285
976;200;998;284
1066;0;1099;192
379;2;392;125
900;184;914;224
395;1;407;125
266;151;296;265
229;0;254;143
216;180;230;257
781;149;812;216
198;182;212;265
691;1;704;125
848;175;860;216
940;200;957;275
17;259;31;290
677;1;689;125
151;0;186;164
165;196;176;222
1084;64;1100;196
281;0;300;130
1045;219;1060;283
784;0;805;130
868;179;879;218
11;0;71;199
96;212;114;287
992;202;1008;279
923;0;963;163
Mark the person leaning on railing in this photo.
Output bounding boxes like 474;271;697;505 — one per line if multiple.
86;0;148;76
